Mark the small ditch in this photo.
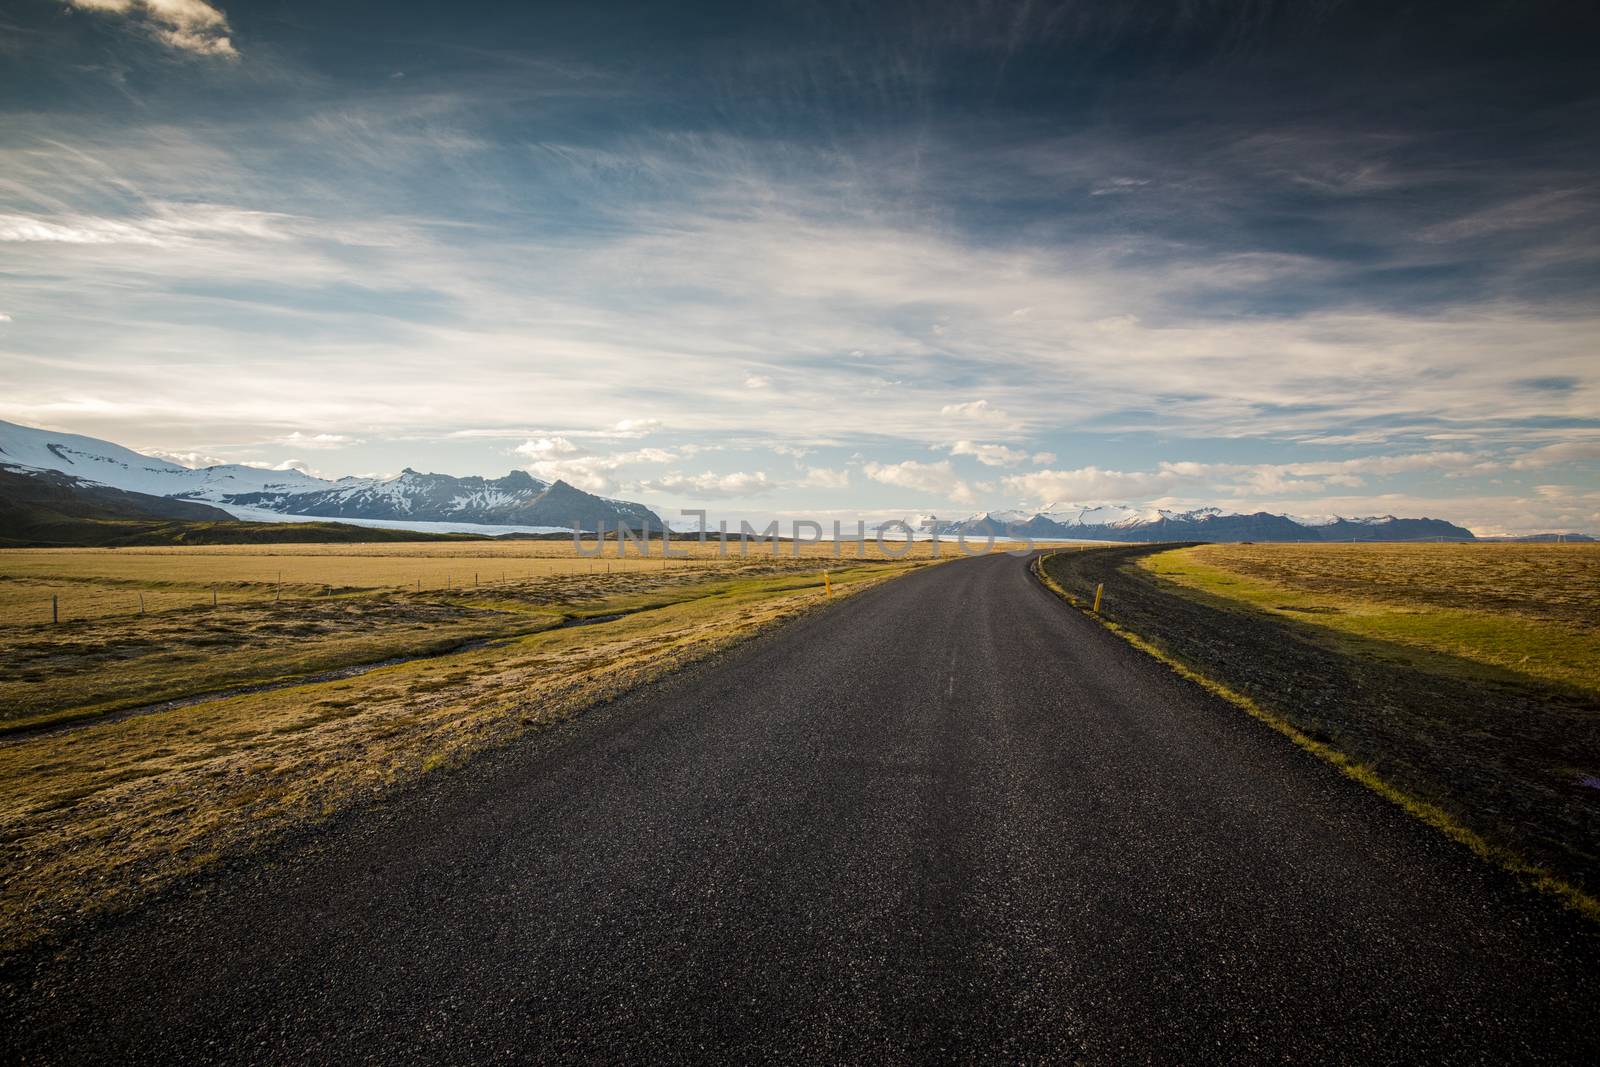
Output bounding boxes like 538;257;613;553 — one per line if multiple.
1;637;520;744
3;607;667;744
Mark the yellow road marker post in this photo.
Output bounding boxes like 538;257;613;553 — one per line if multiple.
1093;583;1104;613
824;571;833;596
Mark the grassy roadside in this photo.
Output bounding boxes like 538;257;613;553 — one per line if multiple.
0;560;919;959
0;602;562;733
0;557;854;733
1141;544;1600;697
1035;545;1600;922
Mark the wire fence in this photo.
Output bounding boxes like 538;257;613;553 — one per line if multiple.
5;555;722;626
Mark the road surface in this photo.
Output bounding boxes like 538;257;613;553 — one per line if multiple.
4;552;1596;1062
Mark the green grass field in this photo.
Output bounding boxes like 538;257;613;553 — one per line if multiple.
1140;542;1600;696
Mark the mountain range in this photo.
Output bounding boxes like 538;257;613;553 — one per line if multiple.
0;419;1523;543
936;504;1478;542
0;420;662;532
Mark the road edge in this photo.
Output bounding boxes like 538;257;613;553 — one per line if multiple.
0;560;925;967
1030;548;1600;924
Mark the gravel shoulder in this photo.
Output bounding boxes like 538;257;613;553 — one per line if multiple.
1042;543;1600;911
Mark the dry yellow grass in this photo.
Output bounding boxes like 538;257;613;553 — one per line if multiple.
1175;541;1600;626
3;541;961;729
0;545;930;957
0;537;983;624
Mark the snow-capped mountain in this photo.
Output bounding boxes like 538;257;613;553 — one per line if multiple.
0;419;329;500
938;503;1475;542
0;419;662;532
1035;502;1149;527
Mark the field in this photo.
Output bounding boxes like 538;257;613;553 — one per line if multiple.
1043;542;1600;914
0;539;955;624
1141;543;1600;695
0;539;967;956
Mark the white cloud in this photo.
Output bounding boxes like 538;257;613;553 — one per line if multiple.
513;436;579;457
610;418;662;438
939;399;1009;422
1423;189;1588;243
1505;442;1600;469
524;445;676;492
1090;177;1152;196
799;466;850;489
0;205;288;245
862;459;975;504
949;440;1033;467
635;470;778;498
62;0;238;57
744;375;770;389
278;431;359;450
142;448;227;468
0;312;11;322
266;458;335;478
1004;466;1172;502
1002;451;1492;507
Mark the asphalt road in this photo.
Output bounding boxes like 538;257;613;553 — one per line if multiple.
5;552;1597;1063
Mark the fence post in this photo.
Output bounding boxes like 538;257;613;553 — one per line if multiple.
52;594;58;624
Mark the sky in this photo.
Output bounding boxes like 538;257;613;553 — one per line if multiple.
1;0;1598;535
